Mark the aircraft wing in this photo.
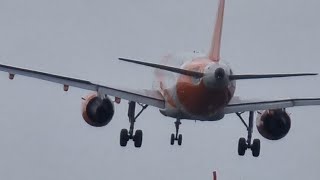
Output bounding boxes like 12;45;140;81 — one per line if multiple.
224;96;320;114
0;63;165;109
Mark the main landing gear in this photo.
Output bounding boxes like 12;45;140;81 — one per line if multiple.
236;111;261;157
170;119;183;146
120;101;148;148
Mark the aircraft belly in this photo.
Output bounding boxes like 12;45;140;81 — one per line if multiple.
160;105;225;121
160;92;225;121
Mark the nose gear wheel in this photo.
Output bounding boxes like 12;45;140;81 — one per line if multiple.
170;119;183;146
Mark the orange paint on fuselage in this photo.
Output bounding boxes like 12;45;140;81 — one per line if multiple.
176;58;231;116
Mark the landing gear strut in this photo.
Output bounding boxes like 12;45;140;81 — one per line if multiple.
236;111;261;157
120;101;148;148
170;119;183;146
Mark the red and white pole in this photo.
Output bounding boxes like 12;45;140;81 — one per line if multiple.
213;171;217;180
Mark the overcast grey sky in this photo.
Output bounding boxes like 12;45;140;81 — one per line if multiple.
0;0;319;179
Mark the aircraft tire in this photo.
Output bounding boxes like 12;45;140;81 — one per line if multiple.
238;137;246;156
170;134;175;145
178;134;182;146
134;130;143;148
252;139;261;157
120;129;129;147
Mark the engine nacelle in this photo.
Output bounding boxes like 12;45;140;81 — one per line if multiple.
256;109;291;140
82;93;114;127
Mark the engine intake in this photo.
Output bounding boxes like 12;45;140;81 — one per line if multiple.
82;94;114;127
256;109;291;140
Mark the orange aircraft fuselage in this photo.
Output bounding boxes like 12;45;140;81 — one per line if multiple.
155;54;236;121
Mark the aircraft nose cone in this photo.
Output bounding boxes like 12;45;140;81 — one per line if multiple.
215;68;225;80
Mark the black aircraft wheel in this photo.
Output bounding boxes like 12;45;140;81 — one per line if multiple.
170;134;175;145
252;139;261;157
133;130;143;148
238;137;247;156
177;134;183;146
120;129;129;147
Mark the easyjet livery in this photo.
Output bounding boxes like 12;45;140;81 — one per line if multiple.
0;0;320;157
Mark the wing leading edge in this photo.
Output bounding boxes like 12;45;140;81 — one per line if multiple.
224;97;320;114
0;63;165;108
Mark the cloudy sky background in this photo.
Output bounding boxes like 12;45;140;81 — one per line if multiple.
0;0;319;179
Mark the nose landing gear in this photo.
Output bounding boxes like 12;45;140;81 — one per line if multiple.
170;119;182;145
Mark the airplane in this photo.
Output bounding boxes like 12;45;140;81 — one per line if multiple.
0;0;320;157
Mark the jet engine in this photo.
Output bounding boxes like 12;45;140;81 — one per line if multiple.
256;109;291;140
82;93;114;127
